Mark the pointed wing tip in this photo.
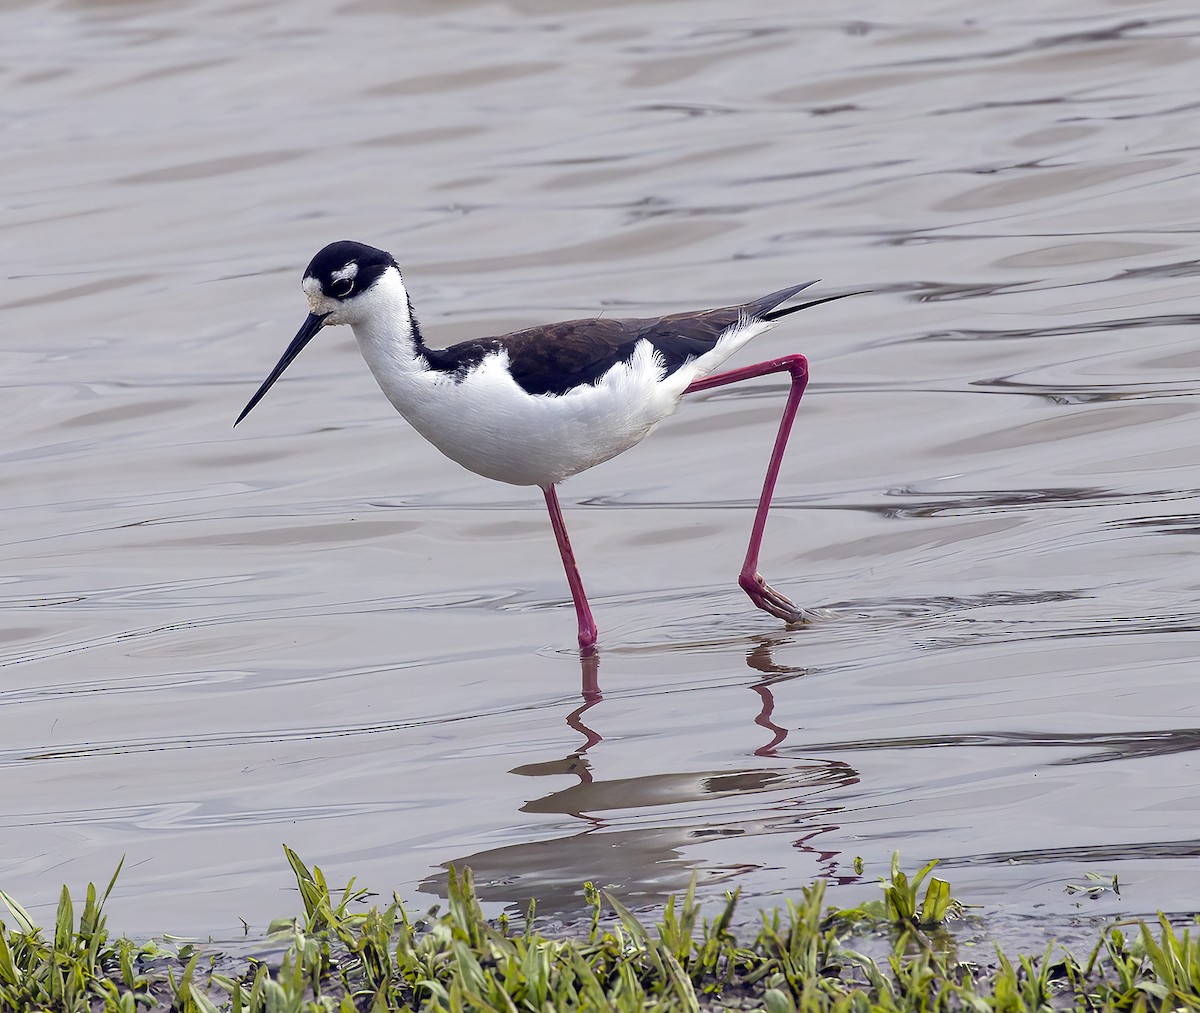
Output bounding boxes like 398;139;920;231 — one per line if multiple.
760;285;865;322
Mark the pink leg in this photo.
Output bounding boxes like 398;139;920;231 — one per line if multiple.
684;354;811;624
542;484;599;652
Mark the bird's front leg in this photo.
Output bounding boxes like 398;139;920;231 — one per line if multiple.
542;484;599;651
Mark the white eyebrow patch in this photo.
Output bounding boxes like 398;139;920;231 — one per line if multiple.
332;262;359;282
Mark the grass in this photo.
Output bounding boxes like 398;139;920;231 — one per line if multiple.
1;849;1197;1011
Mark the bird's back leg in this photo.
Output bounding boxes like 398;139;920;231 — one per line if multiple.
684;354;811;624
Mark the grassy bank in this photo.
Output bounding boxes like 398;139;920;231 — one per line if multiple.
2;848;1196;1011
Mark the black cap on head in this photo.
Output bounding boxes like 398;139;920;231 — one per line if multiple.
304;241;398;301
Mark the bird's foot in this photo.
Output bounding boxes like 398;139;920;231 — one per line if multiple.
739;571;815;626
577;618;599;654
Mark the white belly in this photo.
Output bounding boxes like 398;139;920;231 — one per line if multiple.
356;322;767;487
402;341;680;486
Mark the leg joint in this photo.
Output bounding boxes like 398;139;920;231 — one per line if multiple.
780;353;808;380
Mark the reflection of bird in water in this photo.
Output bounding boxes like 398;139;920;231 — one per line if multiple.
236;241;850;650
559;636;810;756
420;646;847;917
512;765;843;818
422;759;859;917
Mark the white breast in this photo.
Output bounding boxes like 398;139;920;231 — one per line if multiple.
354;316;768;488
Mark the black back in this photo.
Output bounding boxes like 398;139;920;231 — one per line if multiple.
422;282;823;396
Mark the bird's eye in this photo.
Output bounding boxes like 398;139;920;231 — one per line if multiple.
330;276;354;298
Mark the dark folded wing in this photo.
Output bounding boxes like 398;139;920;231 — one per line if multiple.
425;281;819;396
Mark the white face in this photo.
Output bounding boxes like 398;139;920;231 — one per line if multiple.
302;269;370;326
302;275;338;320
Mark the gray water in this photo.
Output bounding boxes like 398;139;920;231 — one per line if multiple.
3;0;1200;939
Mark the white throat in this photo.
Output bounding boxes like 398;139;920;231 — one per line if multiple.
347;268;429;402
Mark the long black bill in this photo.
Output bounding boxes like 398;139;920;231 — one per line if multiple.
234;312;330;426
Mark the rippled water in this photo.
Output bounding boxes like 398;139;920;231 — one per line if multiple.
4;0;1200;937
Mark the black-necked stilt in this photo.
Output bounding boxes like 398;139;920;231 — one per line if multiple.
236;241;848;652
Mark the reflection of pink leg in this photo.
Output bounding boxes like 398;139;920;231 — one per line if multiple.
543;484;599;651
566;651;603;753
750;681;788;757
685;354;810;624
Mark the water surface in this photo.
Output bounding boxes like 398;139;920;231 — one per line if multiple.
3;0;1200;937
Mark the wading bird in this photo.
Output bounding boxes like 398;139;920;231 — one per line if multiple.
236;241;846;651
